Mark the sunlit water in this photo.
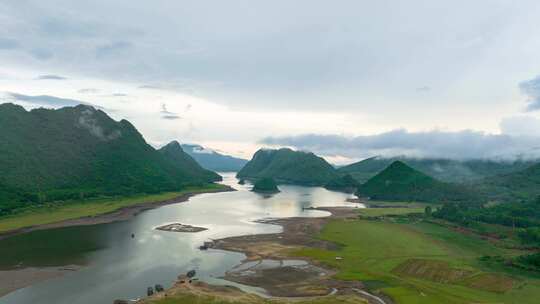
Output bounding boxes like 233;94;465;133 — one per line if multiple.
0;173;363;304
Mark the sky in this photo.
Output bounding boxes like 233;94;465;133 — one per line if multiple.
1;0;540;164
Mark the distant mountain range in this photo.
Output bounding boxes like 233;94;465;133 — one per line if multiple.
0;103;220;215
181;144;248;172
339;156;535;184
357;161;480;203
237;148;339;186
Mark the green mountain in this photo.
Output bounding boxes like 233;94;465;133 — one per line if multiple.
181;143;248;172
237;148;339;186
477;163;540;202
252;177;279;193
357;161;480;203
324;174;359;193
339;156;534;183
0;103;219;215
159;141;222;182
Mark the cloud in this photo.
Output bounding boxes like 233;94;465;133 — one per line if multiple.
1;1;538;113
30;48;53;61
500;116;540;137
36;74;67;80
78;88;99;94
0;38;19;50
95;41;132;58
160;103;180;120
138;85;161;90
521;75;540;111
78;107;122;141
416;86;431;92
261;129;540;160
7;92;101;109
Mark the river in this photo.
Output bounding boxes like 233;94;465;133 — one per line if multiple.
0;173;362;304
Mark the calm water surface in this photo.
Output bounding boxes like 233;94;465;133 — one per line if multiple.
0;173;362;304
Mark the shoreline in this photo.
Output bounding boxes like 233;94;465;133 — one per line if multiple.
0;185;235;298
142;206;392;304
0;185;235;241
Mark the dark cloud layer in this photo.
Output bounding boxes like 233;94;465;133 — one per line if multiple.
36;74;67;80
261;129;540;160
1;1;538;112
160;103;180;120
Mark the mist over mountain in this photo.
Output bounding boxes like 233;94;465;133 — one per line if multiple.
339;156;535;184
181;144;248;172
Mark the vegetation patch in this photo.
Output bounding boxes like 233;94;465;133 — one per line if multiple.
0;184;227;234
392;259;472;283
460;273;514;293
293;216;540;304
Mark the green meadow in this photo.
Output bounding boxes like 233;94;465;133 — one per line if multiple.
293;208;540;304
0;183;226;234
146;294;367;304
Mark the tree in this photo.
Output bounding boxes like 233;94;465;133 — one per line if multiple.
424;206;432;217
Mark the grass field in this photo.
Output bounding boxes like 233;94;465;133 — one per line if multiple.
293;210;540;304
358;207;425;217
145;292;368;304
0;183;226;233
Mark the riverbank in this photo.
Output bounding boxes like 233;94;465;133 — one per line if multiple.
212;206;390;303
142;202;540;304
138;206;388;304
0;183;234;240
0;184;234;298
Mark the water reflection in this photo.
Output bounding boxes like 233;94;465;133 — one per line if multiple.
0;173;362;304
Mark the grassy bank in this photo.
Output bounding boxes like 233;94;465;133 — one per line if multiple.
0;183;227;234
144;290;367;304
293;208;540;304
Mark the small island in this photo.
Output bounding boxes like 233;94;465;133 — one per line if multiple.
252;177;280;193
156;223;208;233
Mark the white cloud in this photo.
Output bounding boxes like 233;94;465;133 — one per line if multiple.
261;129;540;160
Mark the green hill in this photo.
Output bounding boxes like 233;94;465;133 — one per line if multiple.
357;161;480;203
237;148;339;186
0;103;219;215
252;177;279;193
477;163;540;202
324;174;359;193
181;143;248;172
339;156;534;184
159;141;222;182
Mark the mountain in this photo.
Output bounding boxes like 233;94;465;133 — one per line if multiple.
237;148;339;186
339;156;534;184
181;144;247;172
0;103;219;214
159;141;222;182
324;174;359;193
477;163;540;202
357;161;480;203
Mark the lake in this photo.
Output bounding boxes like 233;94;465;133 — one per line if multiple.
0;173;362;304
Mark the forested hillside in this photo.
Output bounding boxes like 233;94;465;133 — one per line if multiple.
0;103;220;215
